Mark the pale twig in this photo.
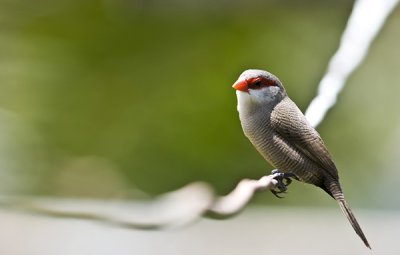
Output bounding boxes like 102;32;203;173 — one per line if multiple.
206;174;279;219
305;0;399;128
0;174;279;228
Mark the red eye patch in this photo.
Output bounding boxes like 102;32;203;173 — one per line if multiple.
247;77;276;90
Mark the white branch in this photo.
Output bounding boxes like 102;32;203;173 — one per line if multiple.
0;174;280;228
305;0;399;128
206;174;279;218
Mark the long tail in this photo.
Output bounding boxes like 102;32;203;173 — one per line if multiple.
325;181;371;249
337;199;371;249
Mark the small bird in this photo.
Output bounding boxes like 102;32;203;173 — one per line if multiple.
232;69;370;248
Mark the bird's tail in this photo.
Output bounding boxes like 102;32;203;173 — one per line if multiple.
337;199;371;249
326;181;371;249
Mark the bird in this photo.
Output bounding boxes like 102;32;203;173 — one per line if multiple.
232;69;370;248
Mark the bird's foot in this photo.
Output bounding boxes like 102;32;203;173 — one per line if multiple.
270;169;298;198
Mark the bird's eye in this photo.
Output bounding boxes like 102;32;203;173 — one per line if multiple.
247;77;277;90
248;78;264;89
254;80;262;87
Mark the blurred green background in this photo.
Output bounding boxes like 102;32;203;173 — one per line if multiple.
0;0;400;211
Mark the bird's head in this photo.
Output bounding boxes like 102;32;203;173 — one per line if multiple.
232;69;286;107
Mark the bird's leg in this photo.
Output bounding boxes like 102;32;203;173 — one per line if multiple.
270;169;298;198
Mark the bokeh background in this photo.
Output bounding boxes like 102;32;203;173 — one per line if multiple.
0;0;399;254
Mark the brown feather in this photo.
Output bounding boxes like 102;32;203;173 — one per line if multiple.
271;97;339;180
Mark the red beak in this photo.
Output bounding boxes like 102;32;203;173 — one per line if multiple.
232;79;249;92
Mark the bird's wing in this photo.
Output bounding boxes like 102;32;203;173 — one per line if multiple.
271;97;339;179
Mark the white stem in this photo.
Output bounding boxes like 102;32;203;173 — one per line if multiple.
206;174;278;218
0;175;279;228
305;0;399;128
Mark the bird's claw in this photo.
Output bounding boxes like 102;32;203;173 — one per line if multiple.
270;169;297;198
271;189;286;198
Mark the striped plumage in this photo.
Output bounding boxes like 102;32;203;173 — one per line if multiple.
233;69;370;248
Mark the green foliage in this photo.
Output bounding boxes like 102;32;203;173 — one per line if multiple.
1;0;400;208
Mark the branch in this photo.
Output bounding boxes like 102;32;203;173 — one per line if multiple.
0;173;280;229
305;0;399;127
205;175;278;219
